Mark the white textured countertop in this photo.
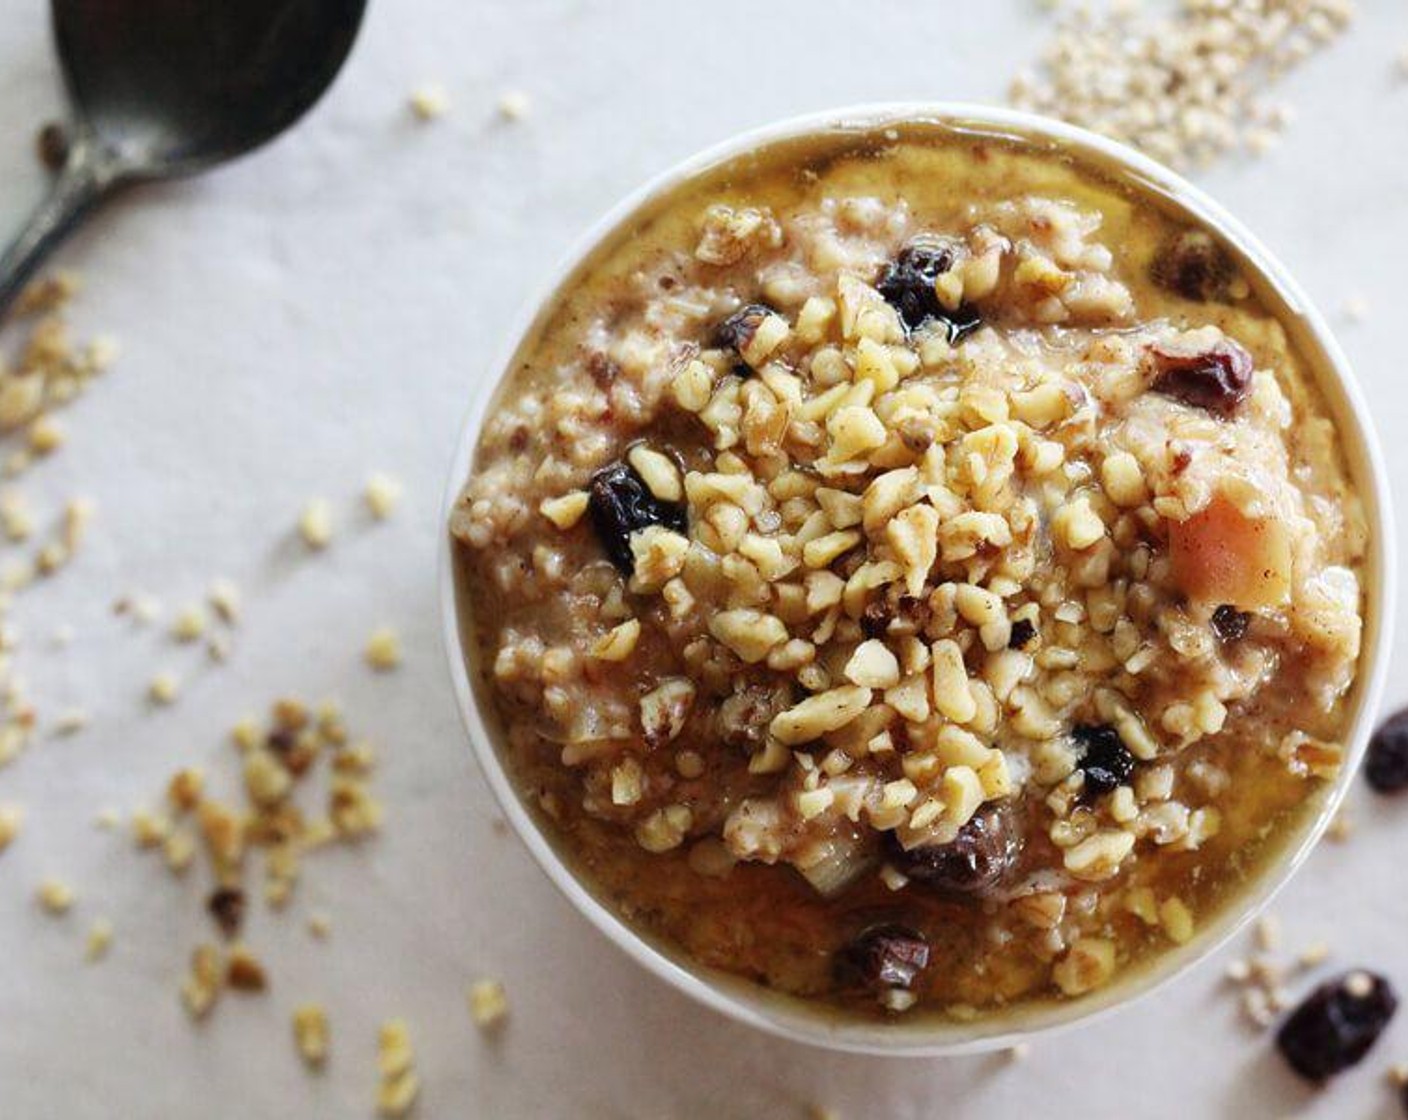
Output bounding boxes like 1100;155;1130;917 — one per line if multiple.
2;2;1408;1117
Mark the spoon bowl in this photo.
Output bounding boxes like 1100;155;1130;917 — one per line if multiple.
0;0;367;318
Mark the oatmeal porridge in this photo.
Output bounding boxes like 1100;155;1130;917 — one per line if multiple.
449;123;1369;1019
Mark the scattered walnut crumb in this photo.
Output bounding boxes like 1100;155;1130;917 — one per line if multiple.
299;499;333;549
1225;957;1252;984
131;809;172;848
364;472;402;519
28;415;64;454
307;911;332;939
1006;1042;1030;1062
1256;914;1283;953
0;489;33;541
293;1003;330;1067
498;90;531;121
1341;294;1371;324
1388;1061;1408;1088
167;767;205;812
408;84;449;121
85;917;113;961
207;577;241;624
376;1019;419;1117
148;671;180;706
171;605;207;642
808;1107;840;1120
37;877;74;914
0;803;23;850
364;627;402;671
1327;808;1355;842
51;707;89;736
226;944;268;992
469;978;509;1030
181;943;224;1018
93;806;120;830
1298;941;1330;969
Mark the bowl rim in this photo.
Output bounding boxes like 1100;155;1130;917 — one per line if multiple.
437;101;1397;1056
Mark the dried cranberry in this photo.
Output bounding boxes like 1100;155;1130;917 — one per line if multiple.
1073;724;1135;798
1150;229;1237;303
876;239;982;342
587;462;688;575
887;801;1022;896
833;924;930;994
1008;618;1037;650
1210;604;1250;643
1366;710;1408;794
1149;338;1253;417
1276;971;1398;1082
713;302;775;373
207;887;246;938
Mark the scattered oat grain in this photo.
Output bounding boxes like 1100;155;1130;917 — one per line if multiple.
298;499;333;549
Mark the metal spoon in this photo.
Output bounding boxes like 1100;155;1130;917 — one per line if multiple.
0;0;367;320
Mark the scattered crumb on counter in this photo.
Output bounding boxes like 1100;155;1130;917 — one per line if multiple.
148;671;180;706
364;628;402;671
171;605;206;642
498;90;531;121
85;917;113;961
207;578;241;624
376;1019;419;1117
364;472;402;519
293;1003;330;1067
469;978;509;1030
1341;294;1370;323
37;877;74;915
0;803;23;850
299;499;333;549
409;85;449;121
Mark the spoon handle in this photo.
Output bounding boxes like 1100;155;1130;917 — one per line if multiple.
0;138;115;324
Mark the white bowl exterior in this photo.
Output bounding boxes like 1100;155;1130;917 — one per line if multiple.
438;103;1396;1055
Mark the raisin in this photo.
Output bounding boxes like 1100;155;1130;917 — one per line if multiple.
1210;604;1250;643
1150;229;1238;303
1366;710;1408;794
1073;724;1135;798
887;801;1022;896
207;887;246;938
587;462;688;575
1008;618;1037;650
713;302;775;372
1149;338;1253;417
1276;971;1398;1082
36;122;69;173
833;924;930;995
860;599;892;639
876;239;983;342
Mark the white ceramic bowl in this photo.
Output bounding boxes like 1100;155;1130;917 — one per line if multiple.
439;103;1395;1055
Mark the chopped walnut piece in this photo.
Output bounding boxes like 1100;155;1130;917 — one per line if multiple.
365;472;403;519
298;499;333;549
226;944;268;992
293;1003;330;1067
0;803;23;851
37;877;73;914
148;671;180;705
364;627;403;671
85;917;113;961
469;978;509;1030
